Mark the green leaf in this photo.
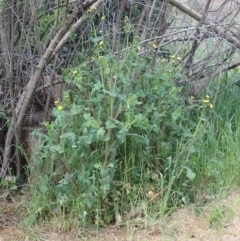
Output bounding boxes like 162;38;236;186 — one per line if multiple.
186;167;196;182
103;89;117;97
106;119;116;129
79;135;92;145
48;144;64;154
117;127;128;143
91;81;103;94
72;142;79;148
234;67;239;73
97;128;106;137
97;128;110;141
90;37;102;46
108;163;114;168
94;162;102;169
104;66;111;75
60;132;76;141
71;104;82;115
172;107;182;121
83;113;91;120
10;185;18;190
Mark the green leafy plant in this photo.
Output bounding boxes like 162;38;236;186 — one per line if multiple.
27;38;195;226
0;176;18;191
30;34;240;226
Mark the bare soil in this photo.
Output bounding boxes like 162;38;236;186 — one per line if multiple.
1;189;240;241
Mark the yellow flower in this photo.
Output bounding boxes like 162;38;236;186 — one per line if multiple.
202;99;209;103
191;96;194;99
161;59;166;62
54;99;59;105
73;70;78;75
99;40;104;46
101;16;105;21
57;105;63;111
170;55;175;58
150;42;157;48
177;56;181;60
149;42;157;48
137;46;140;51
172;60;175;63
44;122;49;127
206;95;209;99
88;7;97;13
209;103;213;109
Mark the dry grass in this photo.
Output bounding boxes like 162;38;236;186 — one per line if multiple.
2;189;240;241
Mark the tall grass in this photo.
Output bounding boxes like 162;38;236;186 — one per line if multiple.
186;73;240;201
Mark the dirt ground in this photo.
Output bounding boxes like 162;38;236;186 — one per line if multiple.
1;189;240;241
